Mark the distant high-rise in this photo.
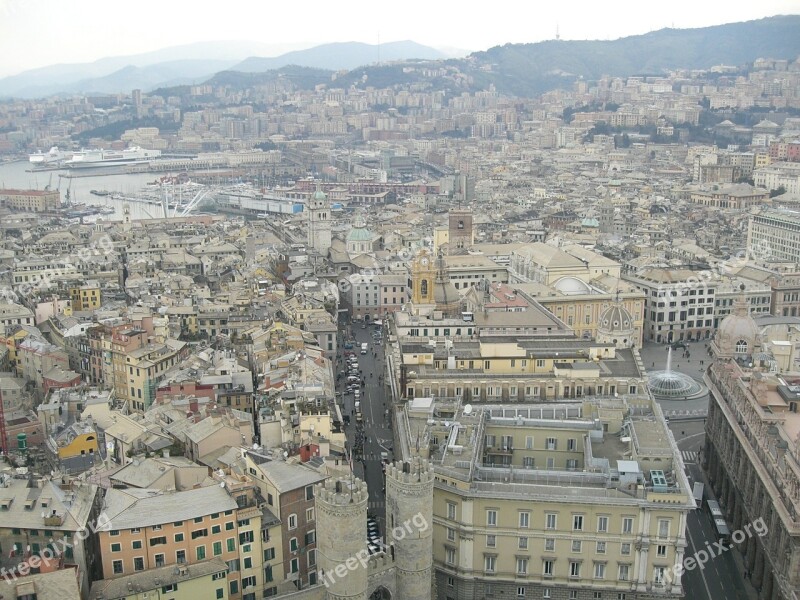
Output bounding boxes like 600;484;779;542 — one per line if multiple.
132;88;142;107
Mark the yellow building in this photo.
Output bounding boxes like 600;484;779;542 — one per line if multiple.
0;188;60;212
395;396;692;599
54;422;99;459
124;339;189;411
70;283;102;311
89;557;230;600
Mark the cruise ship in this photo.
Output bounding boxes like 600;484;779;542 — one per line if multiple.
64;146;161;168
29;146;71;166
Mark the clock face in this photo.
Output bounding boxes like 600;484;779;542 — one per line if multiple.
420;257;429;266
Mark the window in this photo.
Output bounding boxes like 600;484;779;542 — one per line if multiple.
134;557;144;571
242;576;256;589
111;543;121;552
212;525;221;534
306;507;315;522
525;436;534;449
546;438;557;450
569;593;578;600
569;561;581;577
657;544;667;557
543;559;554;577
225;522;234;531
446;547;456;565
447;576;454;588
621;543;631;556
654;566;666;585
112;560;123;574
523;457;535;468
622;517;633;534
197;546;206;560
593;594;602;600
290;538;298;552
227;538;236;552
567;438;577;451
572;515;584;531
150;536;167;546
213;541;223;556
486;535;496;548
447;527;456;542
487;510;497;527
519;512;530;528
174;533;184;543
154;553;165;567
598;516;608;532
177;550;186;564
190;529;207;540
572;540;582;552
216;590;224;600
484;555;496;573
447;502;456;520
618;564;630;581
545;538;555;552
132;540;142;550
594;562;606;579
305;485;314;501
230;580;239;595
516;558;528;575
658;519;670;539
264;547;275;561
290;558;299;574
239;530;254;544
305;530;316;545
110;530;120;537
596;541;606;554
545;513;557;530
519;537;528;550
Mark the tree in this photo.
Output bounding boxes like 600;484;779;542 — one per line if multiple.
770;185;787;198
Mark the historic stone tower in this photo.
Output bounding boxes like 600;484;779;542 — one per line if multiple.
308;187;332;255
316;476;369;600
448;208;473;253
385;458;434;600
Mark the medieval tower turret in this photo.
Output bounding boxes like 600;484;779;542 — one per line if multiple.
316;476;369;600
385;458;434;600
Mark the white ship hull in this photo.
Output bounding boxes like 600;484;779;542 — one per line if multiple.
65;146;161;169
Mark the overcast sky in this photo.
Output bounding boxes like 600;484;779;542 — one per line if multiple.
1;0;799;78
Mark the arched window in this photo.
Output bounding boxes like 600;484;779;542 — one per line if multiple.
735;339;748;354
421;279;428;297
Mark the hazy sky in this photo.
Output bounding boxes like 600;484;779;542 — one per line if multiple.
1;0;799;78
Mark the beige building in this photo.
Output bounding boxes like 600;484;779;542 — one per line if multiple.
704;295;800;600
89;557;230;600
393;395;692;600
0;188;60;212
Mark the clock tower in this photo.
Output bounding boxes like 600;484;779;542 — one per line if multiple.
411;249;436;305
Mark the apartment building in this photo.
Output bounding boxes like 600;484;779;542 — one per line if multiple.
124;339;190;412
703;296;800;599
395;332;647;404
98;483;265;600
0;475;102;596
0;189;60;212
70;282;102;312
748;209;800;264
89;557;230;600
394;395;691;600
243;451;326;591
622;268;716;343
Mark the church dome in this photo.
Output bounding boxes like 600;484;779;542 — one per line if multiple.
553;276;592;295
347;217;373;242
598;304;634;333
714;285;760;357
312;189;327;201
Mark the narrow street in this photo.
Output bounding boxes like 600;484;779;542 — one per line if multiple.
335;320;394;535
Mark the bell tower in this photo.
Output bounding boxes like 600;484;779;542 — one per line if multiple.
308;186;332;255
411;250;436;305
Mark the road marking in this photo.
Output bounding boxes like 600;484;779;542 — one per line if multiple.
685;514;715;600
682;451;698;462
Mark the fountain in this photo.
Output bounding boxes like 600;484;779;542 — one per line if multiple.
646;347;706;400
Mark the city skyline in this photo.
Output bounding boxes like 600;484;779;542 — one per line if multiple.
1;0;799;78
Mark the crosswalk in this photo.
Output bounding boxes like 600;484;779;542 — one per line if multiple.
682;451;698;462
368;501;385;511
